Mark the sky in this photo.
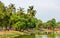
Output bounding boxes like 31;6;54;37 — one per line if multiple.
0;0;60;22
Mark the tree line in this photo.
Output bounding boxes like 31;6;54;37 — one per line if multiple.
0;1;60;31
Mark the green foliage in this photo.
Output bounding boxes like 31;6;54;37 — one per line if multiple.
0;1;59;31
27;6;36;17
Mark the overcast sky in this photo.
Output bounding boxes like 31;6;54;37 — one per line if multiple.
0;0;60;22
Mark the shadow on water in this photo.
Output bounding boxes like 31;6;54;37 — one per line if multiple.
14;35;35;38
36;32;60;38
14;32;60;38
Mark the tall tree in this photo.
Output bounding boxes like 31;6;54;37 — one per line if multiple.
0;1;6;30
17;7;24;17
27;6;36;17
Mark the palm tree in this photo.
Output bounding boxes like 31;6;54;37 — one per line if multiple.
5;4;16;30
17;7;25;17
8;4;16;13
27;6;36;17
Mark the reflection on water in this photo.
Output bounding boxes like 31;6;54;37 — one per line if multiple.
36;32;60;38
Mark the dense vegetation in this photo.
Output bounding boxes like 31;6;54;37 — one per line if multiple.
0;1;60;31
0;1;38;31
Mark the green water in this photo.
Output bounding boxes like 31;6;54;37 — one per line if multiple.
14;35;35;38
14;33;60;38
3;32;60;38
36;33;60;38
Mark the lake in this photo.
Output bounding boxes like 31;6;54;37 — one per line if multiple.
35;33;60;38
14;35;35;38
14;33;60;38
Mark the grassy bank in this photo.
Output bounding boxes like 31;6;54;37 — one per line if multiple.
0;31;21;38
0;30;35;38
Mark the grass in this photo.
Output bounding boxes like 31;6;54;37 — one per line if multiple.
0;30;21;38
0;33;20;38
0;30;60;38
0;30;35;38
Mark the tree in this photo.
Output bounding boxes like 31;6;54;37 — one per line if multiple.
50;18;56;29
56;22;60;29
27;6;36;17
0;1;6;30
44;18;56;30
27;17;37;29
17;7;25;17
6;4;16;30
